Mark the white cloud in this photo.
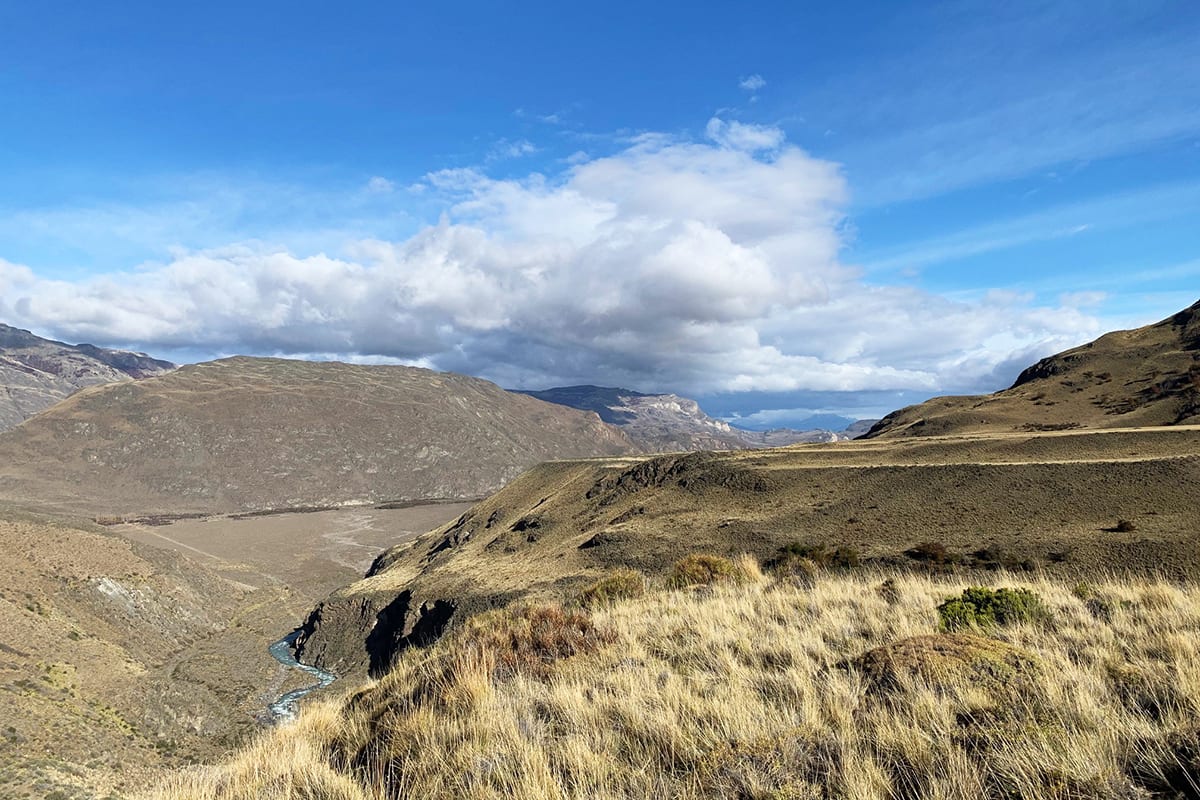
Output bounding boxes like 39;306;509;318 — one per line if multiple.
365;176;395;193
488;138;538;161
739;74;766;92
1060;291;1107;309
705;117;785;152
0;125;1110;397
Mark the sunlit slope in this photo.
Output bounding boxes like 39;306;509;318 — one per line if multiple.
0;357;637;517
155;570;1200;800
867;299;1200;438
295;426;1200;676
0;508;298;798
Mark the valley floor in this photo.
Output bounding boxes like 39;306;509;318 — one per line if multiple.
0;503;469;799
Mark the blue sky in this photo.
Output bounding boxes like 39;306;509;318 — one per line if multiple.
2;1;1199;426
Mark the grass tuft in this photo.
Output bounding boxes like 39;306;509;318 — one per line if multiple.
576;570;645;607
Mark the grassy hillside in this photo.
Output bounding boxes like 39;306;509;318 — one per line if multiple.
0;357;637;517
292;426;1200;676
867;299;1200;438
152;565;1200;799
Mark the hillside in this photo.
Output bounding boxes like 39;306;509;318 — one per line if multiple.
0;357;637;517
157;570;1200;800
0;507;310;798
866;299;1200;438
0;322;174;431
293;425;1200;676
518;385;844;451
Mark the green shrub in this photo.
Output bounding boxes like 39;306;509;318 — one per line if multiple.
668;553;742;588
577;569;645;607
937;587;1047;631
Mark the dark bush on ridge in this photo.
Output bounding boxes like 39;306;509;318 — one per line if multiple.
767;542;860;573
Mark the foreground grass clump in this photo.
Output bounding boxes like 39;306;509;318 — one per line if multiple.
154;572;1200;800
576;569;645;607
937;586;1047;630
459;603;616;680
666;552;746;587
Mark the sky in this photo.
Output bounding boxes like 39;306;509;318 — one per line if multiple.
1;1;1199;428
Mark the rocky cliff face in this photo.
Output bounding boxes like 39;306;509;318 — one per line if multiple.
518;385;847;451
0;323;174;430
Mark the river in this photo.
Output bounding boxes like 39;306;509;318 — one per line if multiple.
267;630;338;722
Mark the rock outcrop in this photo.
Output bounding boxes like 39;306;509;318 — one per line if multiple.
0;322;174;430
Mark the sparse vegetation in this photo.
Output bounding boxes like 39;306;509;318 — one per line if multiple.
153;572;1200;799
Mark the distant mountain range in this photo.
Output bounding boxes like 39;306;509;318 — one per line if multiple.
867;299;1200;437
0;323;174;430
518;385;858;451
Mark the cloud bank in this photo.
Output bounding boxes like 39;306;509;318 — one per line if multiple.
0;120;1105;396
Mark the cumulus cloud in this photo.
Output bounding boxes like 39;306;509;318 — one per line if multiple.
487;138;538;161
739;74;767;92
705;117;785;152
365;176;395;193
0;125;1106;397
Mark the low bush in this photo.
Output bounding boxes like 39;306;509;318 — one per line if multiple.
767;542;860;573
905;541;958;565
937;586;1047;631
577;569;645;607
460;604;615;680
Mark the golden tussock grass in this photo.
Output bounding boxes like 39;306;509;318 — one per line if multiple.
151;566;1200;799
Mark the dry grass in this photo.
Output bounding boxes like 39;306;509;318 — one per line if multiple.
151;567;1200;799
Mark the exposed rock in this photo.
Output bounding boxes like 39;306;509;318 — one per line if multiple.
518;385;849;451
0;322;174;431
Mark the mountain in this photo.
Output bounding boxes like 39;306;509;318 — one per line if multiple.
843;418;879;438
0;322;175;431
517;385;845;451
0;357;638;517
866;299;1200;438
294;424;1200;676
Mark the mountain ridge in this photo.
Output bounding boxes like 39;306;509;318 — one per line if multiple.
0;357;639;517
866;299;1200;438
518;384;848;451
0;322;175;431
